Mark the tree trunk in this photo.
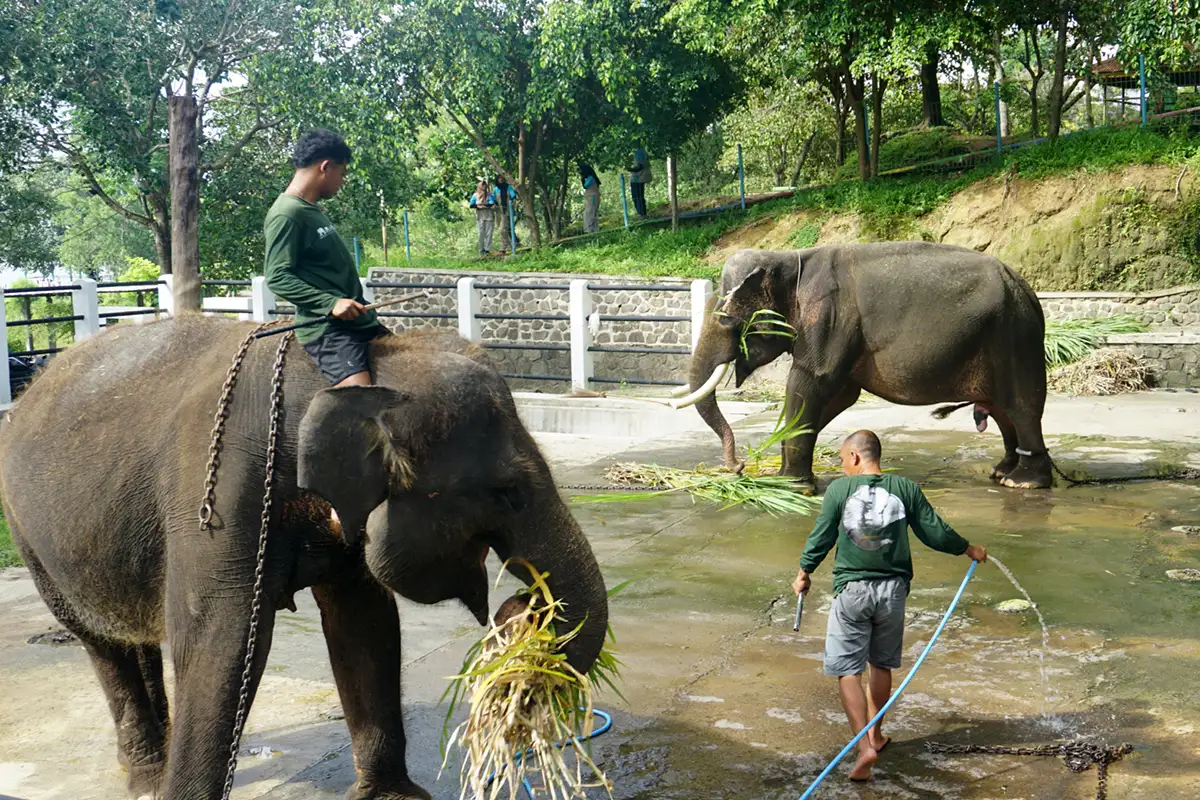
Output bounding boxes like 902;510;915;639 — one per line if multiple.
835;103;848;167
920;42;945;128
870;74;885;178
152;219;172;275
789;133;817;188
168;94;201;312
667;154;679;232
1047;8;1069;140
994;27;1010;137
845;72;870;181
516;121;542;248
1030;79;1042;137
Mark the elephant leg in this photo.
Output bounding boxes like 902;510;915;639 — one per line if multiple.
1000;405;1052;489
138;645;170;735
21;551;167;796
163;587;277;798
312;567;430;800
83;637;170;798
779;367;848;493
988;409;1021;480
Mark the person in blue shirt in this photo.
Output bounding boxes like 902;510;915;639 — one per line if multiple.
628;147;651;218
579;163;601;233
466;179;497;256
491;176;520;252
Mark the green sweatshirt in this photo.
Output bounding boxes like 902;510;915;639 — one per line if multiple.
799;473;969;596
263;194;377;344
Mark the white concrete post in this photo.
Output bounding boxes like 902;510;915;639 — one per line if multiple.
569;279;594;392
251;276;276;323
72;278;100;341
158;274;175;317
690;279;714;352
0;293;11;407
456;277;481;342
360;277;376;304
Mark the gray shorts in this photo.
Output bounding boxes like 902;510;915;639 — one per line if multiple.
824;577;908;677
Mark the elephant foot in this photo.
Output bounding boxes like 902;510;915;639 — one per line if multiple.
118;741;166;799
990;453;1020;481
999;463;1052;490
344;778;433;800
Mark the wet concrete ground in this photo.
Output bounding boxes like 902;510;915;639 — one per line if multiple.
2;392;1200;799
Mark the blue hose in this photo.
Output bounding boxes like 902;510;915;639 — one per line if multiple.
797;560;978;799
485;708;614;798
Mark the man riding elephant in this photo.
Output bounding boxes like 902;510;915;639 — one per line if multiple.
0;321;608;799
671;243;1051;491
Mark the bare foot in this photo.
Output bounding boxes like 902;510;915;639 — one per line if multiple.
868;733;890;752
848;746;877;781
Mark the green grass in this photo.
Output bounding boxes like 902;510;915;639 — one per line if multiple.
0;510;21;568
1043;315;1148;369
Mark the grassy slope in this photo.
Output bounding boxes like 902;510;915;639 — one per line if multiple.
0;511;18;568
392;125;1199;280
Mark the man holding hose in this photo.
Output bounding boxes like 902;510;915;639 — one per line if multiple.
792;429;987;782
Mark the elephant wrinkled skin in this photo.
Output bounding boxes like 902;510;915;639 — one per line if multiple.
0;318;608;800
688;244;1051;491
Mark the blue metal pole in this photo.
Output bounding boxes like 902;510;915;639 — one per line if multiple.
995;82;1003;155
352;237;360;271
1139;54;1148;126
797;561;979;800
508;195;517;255
619;173;630;231
737;143;746;209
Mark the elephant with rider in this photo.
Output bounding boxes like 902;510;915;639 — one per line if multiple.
0;318;607;800
676;243;1051;490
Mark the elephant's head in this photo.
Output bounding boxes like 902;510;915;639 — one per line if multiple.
296;347;607;673
681;251;800;468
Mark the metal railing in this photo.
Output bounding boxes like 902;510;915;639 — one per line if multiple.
2;272;711;406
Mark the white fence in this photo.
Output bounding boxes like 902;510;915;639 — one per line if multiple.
2;275;714;407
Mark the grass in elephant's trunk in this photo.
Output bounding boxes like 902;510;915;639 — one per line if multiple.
442;563;622;800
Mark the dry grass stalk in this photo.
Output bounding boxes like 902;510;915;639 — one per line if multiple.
1048;348;1150;396
442;564;619;800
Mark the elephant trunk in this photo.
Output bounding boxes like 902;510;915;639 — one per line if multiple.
503;491;608;674
689;339;740;470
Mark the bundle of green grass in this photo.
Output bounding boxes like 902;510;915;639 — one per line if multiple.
442;564;622;799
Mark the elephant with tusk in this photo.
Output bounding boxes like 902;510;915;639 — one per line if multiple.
675;244;1051;492
0;318;608;800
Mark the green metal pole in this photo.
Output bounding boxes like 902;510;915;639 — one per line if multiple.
353;237;360;271
1140;54;1148;126
507;196;517;255
995;82;1003;155
402;210;411;264
620;173;630;231
737;143;746;208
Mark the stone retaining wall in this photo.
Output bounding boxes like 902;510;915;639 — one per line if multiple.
1103;333;1200;388
368;268;694;391
1039;287;1200;328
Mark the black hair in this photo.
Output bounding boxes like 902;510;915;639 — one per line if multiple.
578;162;600;187
845;429;882;462
292;129;353;169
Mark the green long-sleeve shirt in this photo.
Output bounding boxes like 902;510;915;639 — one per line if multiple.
799;473;969;596
263;194;377;344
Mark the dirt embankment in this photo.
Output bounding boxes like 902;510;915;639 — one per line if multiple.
709;165;1200;291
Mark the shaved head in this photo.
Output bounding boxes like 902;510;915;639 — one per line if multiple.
838;430;882;475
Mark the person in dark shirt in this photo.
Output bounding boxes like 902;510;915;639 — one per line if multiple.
792;430;987;782
264;129;387;386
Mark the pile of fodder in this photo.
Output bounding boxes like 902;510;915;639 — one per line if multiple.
1048;348;1150;395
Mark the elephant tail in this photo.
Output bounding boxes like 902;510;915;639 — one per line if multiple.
931;401;973;420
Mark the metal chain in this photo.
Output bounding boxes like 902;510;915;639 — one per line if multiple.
556;483;659;492
199;327;269;530
1047;450;1200;488
925;740;1134;800
219;328;293;800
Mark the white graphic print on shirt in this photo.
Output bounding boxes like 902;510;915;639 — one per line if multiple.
841;484;905;551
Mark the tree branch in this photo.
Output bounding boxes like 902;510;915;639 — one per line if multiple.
202;112;282;173
68;152;155;228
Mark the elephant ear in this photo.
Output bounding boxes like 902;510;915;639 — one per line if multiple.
297;385;412;547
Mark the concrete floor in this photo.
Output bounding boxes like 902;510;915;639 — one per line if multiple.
2;391;1200;799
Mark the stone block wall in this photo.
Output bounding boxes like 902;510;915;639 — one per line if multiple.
367;268;694;391
1039;287;1200;328
1103;333;1200;388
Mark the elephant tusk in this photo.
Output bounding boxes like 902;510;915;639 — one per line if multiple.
663;362;732;410
669;383;692;398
